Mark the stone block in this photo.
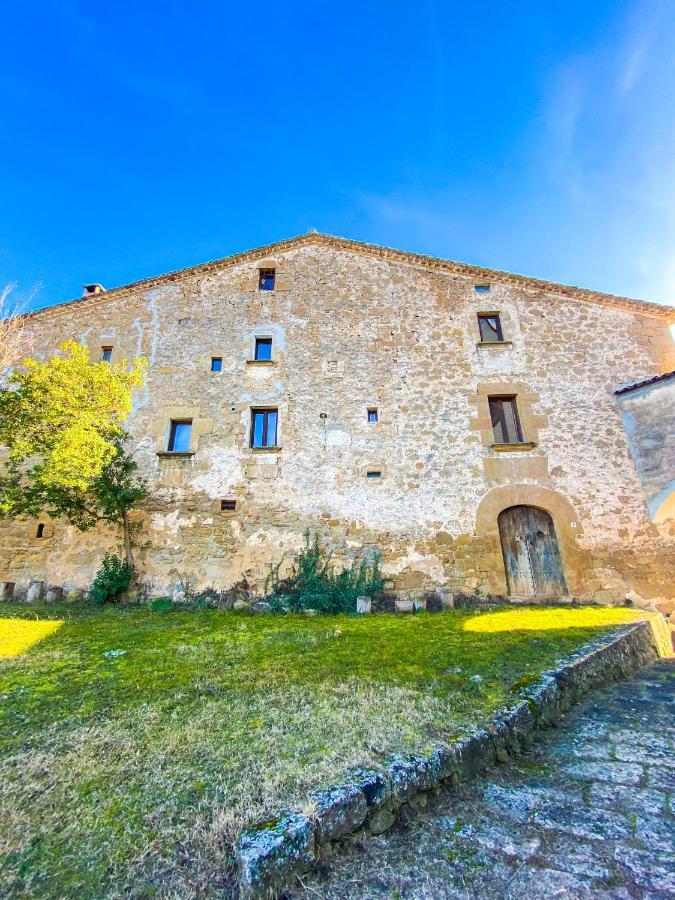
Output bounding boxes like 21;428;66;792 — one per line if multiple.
237;814;315;898
26;580;45;603
310;784;368;843
394;599;414;613
356;596;371;614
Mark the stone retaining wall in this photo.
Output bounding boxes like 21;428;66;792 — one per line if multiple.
236;618;670;898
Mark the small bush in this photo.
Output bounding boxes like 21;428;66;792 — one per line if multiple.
263;532;384;615
89;553;132;605
149;597;174;613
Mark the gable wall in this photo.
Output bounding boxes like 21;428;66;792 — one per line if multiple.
2;243;674;604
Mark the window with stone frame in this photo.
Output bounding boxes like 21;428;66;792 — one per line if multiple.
254;337;273;361
101;346;113;362
167;419;193;452
250;408;278;448
258;268;276;291
478;313;504;343
488;396;524;444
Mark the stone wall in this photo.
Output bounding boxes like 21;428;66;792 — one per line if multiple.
1;234;674;603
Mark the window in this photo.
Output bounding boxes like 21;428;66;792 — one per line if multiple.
254;337;273;361
168;420;193;452
211;357;223;372
488;397;524;444
250;408;278;448
258;268;276;291
101;346;113;363
221;499;236;511
475;284;491;294
367;470;382;480
478;314;504;342
36;523;45;538
367;408;378;423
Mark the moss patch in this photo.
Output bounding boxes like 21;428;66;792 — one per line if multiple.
0;603;646;897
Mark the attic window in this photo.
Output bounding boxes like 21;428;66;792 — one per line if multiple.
211;357;223;372
36;523;45;538
220;499;236;511
259;268;276;291
475;284;491;294
367;408;378;423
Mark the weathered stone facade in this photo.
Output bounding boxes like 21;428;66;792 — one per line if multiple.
1;233;674;603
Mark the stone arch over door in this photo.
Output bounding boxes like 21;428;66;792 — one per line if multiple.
475;484;586;597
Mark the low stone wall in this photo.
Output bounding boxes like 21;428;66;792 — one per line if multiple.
236;618;670;898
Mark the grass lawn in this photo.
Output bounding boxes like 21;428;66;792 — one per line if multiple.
0;602;647;898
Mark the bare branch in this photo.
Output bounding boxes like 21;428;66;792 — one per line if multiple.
0;284;36;377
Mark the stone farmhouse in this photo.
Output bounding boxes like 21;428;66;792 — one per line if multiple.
1;233;674;606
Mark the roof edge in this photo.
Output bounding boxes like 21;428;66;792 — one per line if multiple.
21;231;675;322
614;370;675;395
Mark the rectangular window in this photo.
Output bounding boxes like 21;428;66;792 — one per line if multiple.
367;408;378;423
475;284;491;293
221;499;236;511
254;337;273;361
366;470;382;480
211;357;223;372
488;397;524;444
101;346;113;362
250;408;278;448
258;268;276;291
168;420;193;452
478;314;504;342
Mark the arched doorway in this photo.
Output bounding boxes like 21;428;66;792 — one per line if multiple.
498;505;567;598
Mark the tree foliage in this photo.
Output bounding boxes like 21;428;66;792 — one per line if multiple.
0;341;147;566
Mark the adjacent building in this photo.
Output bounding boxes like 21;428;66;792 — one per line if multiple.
1;233;674;604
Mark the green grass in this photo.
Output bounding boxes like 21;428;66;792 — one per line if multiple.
0;603;645;898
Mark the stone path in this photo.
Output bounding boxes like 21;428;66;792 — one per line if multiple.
291;660;675;899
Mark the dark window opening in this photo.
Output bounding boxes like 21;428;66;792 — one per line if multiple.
168;420;193;452
101;346;113;362
475;284;491;294
254;337;273;361
259;268;276;291
211;357;223;372
367;470;382;480
488;396;524;444
478;314;504;342
251;408;278;448
367;408;378;423
221;499;236;511
36;523;45;538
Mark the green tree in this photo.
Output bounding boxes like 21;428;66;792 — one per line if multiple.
0;341;147;568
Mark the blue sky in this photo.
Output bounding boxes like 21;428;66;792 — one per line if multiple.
2;0;675;312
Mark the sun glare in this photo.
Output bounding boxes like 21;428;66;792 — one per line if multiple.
0;618;64;659
463;607;641;633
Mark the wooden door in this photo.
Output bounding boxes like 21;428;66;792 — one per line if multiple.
498;506;567;598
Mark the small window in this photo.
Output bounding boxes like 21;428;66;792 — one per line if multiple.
251;408;278;448
475;284;491;294
168;420;193;453
366;470;382;480
488;397;524;444
211;357;223;372
221;499;236;511
367;408;378;423
36;523;45;538
254;337;273;361
478;314;504;342
258;268;276;291
101;346;113;363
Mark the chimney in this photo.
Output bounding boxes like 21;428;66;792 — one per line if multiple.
82;283;106;297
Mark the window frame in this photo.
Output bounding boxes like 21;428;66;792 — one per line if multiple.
101;346;113;363
254;337;273;361
258;268;276;291
167;419;193;453
210;356;223;372
367;408;378;424
488;395;524;445
477;313;504;343
250;407;279;449
220;499;237;511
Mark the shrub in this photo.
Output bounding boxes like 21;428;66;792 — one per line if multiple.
89;553;132;604
263;532;384;615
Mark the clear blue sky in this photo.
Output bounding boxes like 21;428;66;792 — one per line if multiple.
2;0;675;312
